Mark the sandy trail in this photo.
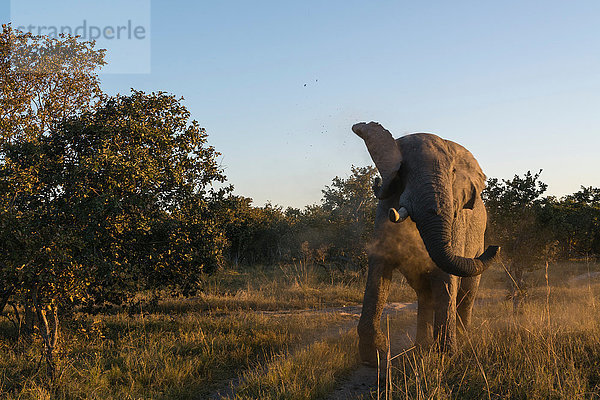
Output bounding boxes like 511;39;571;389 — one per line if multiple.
568;271;600;285
327;314;417;400
210;275;599;399
258;301;415;318
209;302;416;399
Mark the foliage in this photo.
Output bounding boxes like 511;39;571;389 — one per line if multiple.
0;87;227;374
484;173;600;264
0;24;105;142
1;90;228;311
539;186;600;258
319;165;379;269
220;196;291;266
483;171;600;313
221;165;379;270
483;170;554;310
0;25;107;369
483;170;553;268
0;25;106;302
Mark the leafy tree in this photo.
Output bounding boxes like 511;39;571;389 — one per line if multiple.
221;196;290;266
482;170;553;312
0;90;227;370
0;24;106;364
0;24;105;142
285;204;335;267
219;165;379;271
320;165;379;269
540;186;600;258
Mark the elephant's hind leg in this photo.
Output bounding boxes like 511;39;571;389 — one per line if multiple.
357;257;393;367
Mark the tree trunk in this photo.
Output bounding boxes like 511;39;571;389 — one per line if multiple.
0;289;11;315
24;304;37;335
32;291;59;379
36;306;59;379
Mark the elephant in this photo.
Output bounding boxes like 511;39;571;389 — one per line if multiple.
352;121;499;366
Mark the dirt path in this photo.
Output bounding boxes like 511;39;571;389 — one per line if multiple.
327;314;417;400
257;301;415;318
209;302;416;399
569;271;600;285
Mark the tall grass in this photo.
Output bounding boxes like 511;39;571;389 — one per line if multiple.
0;309;356;399
2;262;597;399
188;264;415;313
389;281;600;399
2;261;409;399
229;329;360;400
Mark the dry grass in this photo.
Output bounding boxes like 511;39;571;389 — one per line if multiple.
0;263;401;399
0;310;358;399
229;329;360;400
183;264;415;313
1;261;599;399
387;267;600;400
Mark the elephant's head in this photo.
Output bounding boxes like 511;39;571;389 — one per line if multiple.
353;122;499;277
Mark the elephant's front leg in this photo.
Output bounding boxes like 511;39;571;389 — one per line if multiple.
416;288;434;347
457;275;481;331
431;273;459;351
358;256;393;366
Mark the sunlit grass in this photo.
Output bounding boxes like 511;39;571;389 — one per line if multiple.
186;264;415;313
229;329;360;400
1;261;598;399
0;309;356;399
388;281;600;400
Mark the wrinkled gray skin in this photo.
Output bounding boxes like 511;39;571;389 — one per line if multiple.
353;122;499;366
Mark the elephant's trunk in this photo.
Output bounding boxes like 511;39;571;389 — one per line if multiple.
411;195;499;278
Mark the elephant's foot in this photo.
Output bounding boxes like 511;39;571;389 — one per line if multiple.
434;334;457;353
358;329;388;367
415;335;434;350
456;318;471;335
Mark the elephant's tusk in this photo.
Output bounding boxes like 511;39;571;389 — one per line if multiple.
389;207;408;223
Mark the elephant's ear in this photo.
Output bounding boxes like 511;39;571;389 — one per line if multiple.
447;141;486;211
352;122;402;199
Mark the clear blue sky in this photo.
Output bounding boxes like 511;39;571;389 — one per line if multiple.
4;1;600;208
